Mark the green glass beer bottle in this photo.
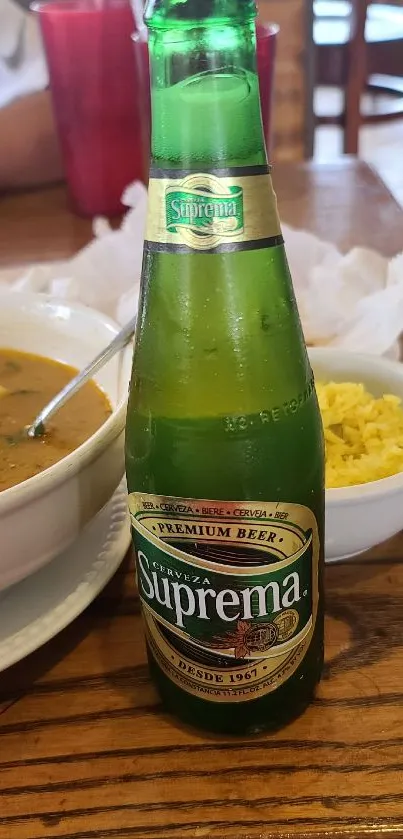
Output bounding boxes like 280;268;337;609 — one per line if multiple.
125;0;325;735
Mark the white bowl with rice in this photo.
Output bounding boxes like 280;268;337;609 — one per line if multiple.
309;347;403;562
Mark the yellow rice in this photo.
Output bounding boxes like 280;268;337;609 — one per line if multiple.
316;381;403;488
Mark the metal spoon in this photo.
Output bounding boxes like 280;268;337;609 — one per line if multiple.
26;315;136;439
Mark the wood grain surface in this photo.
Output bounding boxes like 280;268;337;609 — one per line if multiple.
0;161;403;839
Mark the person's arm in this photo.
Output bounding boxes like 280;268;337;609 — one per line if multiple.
0;88;63;191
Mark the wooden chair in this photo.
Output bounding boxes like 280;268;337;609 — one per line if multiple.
315;1;403;154
258;0;315;160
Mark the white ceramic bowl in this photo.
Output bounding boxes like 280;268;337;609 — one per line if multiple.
0;292;132;592
309;347;403;563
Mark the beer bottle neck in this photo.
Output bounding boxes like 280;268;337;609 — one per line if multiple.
145;1;268;170
145;0;257;27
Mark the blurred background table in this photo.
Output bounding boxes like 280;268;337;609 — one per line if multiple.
0;159;403;839
1;159;401;270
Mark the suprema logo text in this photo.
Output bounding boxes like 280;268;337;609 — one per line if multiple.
165;173;244;250
138;551;303;629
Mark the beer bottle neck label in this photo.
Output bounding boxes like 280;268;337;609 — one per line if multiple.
145;165;284;255
129;493;320;703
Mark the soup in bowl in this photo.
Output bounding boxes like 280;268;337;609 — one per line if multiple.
0;348;113;491
0;291;132;592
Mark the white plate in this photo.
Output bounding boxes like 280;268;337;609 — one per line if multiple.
0;481;131;673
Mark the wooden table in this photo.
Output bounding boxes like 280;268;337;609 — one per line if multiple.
1;160;403;839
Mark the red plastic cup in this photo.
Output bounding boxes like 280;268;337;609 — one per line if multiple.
33;0;150;218
256;22;279;157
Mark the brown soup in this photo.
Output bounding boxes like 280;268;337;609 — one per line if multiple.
0;348;112;492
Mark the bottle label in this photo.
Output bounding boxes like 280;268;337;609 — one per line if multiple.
129;494;320;703
145;165;284;254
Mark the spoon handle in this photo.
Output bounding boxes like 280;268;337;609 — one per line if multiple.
27;316;136;439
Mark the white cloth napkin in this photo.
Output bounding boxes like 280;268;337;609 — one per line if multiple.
1;179;403;357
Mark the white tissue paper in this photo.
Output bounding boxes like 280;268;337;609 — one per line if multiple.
1;179;402;358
